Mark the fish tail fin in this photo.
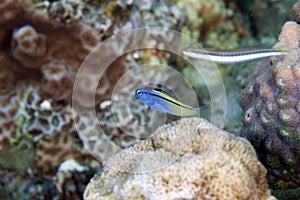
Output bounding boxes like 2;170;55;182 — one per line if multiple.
195;106;211;121
278;49;292;55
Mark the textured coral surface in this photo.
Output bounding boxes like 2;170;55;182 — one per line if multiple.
0;0;253;198
0;0;119;198
0;0;295;199
240;21;300;190
84;118;275;200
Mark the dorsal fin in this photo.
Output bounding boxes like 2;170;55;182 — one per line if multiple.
143;83;178;100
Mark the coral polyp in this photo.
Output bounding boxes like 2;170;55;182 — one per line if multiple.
240;21;300;189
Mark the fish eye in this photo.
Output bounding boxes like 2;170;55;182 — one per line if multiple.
136;90;142;95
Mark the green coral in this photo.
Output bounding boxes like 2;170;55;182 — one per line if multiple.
0;137;34;175
177;0;251;50
272;187;300;200
14;86;74;141
14;89;37;144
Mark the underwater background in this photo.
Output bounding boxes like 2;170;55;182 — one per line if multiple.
0;0;299;199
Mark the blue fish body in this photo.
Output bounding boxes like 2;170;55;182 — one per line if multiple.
135;87;172;114
135;84;206;117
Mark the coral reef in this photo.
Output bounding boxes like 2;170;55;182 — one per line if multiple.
9;4;127;108
0;89;18;150
0;82;87;173
0;0;105;192
47;0;88;24
54;159;92;200
177;0;251;49
272;187;300;200
72;55;127;108
0;137;34;175
41;60;74;100
240;21;300;191
0;0;253;155
0;0;130;162
35;129;83;173
0;0;283;199
293;1;300;23
84;118;275;200
0;159;94;200
71;0;253;159
11;25;49;68
247;0;294;45
75;62;200;162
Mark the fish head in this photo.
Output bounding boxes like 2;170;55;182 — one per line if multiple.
135;87;154;106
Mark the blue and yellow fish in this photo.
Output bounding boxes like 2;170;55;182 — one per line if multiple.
135;83;209;118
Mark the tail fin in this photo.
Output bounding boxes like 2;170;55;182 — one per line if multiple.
195;106;211;121
282;49;292;54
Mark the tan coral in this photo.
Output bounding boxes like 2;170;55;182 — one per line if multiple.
11;25;50;68
0;0;127;108
1;0;99;71
2;9;88;72
177;0;232;35
0;53;17;94
54;159;90;199
84;118;275;200
72;71;111;108
0;92;18;150
78;24;100;51
273;21;300;50
73;54;126;108
0;80;86;172
0;0;33;24
176;0;250;48
293;1;300;23
41;60;74;100
35;128;83;173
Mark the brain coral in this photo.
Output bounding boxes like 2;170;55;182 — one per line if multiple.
0;0;258;198
0;88;18;150
177;0;251;48
11;25;49;68
0;81;87;173
84;118;275;200
41;60;74;100
240;21;300;189
0;0;131;107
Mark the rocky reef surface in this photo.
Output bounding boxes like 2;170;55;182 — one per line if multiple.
84;118;275;200
240;3;300;198
0;0;298;199
240;21;300;193
0;0;254;199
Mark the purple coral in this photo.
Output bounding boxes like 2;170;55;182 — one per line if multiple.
240;22;300;189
